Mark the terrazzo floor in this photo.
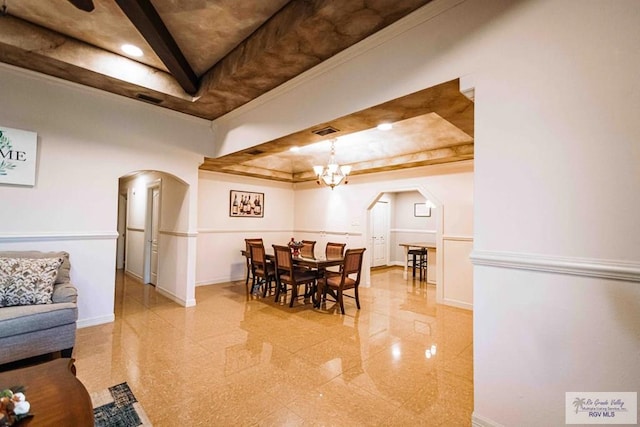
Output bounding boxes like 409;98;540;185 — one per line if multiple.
74;267;473;426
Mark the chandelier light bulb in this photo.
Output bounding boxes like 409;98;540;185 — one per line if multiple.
313;138;351;190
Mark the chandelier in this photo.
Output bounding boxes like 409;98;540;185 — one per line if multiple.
313;139;352;189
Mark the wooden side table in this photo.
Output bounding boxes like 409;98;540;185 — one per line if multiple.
0;358;94;426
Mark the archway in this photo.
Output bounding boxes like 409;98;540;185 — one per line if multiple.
363;185;444;304
117;170;195;307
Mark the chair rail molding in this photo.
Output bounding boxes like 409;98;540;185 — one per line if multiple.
159;230;197;237
295;229;363;237
470;249;640;282
443;235;473;241
198;228;292;234
391;228;437;234
0;231;118;243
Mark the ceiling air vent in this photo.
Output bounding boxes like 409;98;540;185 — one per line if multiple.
136;93;163;104
312;126;339;136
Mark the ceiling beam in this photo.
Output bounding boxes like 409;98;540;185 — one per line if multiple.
67;0;95;12
115;0;198;95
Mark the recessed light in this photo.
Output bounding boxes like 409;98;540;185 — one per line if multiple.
290;146;300;152
377;123;393;131
121;44;143;57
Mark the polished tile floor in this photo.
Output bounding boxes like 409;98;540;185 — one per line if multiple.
75;267;473;426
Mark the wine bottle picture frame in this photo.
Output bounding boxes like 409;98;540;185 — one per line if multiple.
229;190;264;218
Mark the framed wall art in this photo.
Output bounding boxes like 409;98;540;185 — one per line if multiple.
230;190;264;217
0;126;38;186
414;203;431;217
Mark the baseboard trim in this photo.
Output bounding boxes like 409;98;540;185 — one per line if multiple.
77;314;115;328
155;286;191;307
470;250;640;282
472;412;504;427
0;231;118;243
442;298;472;311
197;275;244;286
124;270;143;282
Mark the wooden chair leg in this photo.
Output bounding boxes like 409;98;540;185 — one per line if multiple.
274;279;281;302
289;284;296;307
338;289;345;314
354;287;361;310
245;259;254;289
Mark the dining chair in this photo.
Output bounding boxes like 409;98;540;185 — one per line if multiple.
300;240;316;258
318;248;366;314
249;241;276;297
272;244;317;307
325;242;346;273
244;238;263;292
325;242;346;258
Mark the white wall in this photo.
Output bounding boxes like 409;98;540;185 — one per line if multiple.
0;65;210;326
197;171;294;285
211;0;640;425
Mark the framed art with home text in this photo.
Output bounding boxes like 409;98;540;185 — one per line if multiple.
230;190;264;217
0;125;37;186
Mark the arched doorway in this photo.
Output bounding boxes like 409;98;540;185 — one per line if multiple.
364;186;444;304
117;170;195;306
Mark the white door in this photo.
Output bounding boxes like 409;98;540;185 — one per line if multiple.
149;186;160;285
371;201;389;267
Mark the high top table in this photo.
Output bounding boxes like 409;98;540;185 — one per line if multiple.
398;242;436;280
0;358;94;426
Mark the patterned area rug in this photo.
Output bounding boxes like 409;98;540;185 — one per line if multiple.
91;382;152;427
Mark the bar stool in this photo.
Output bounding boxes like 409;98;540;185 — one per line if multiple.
407;248;427;281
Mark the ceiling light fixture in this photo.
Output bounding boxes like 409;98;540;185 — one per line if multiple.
313;138;351;190
121;44;143;57
377;123;393;131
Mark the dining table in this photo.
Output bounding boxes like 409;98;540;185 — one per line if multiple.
241;248;344;306
398;242;436;280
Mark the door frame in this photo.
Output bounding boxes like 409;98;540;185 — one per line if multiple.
143;179;162;285
116;192;128;270
370;199;390;267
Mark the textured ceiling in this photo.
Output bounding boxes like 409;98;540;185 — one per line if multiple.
201;79;475;182
0;1;474;182
0;0;433;119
